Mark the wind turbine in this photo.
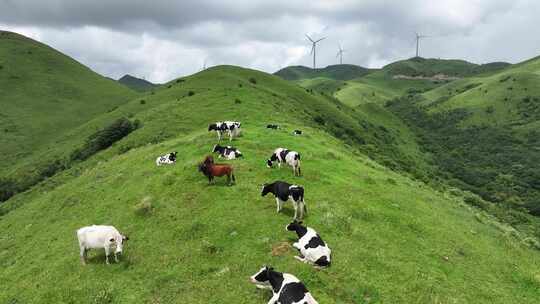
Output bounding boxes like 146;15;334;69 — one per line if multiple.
336;44;345;65
415;32;429;57
306;34;326;69
202;58;208;71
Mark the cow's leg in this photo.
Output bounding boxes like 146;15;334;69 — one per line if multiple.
293;201;299;220
276;198;283;213
104;246;110;265
292;242;301;250
267;295;278;304
79;246;87;265
297;201;305;220
115;252;119;263
294;255;307;263
278;162;282;168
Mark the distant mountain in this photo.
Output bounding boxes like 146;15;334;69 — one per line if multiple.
274;64;373;81
382;57;511;77
118;74;157;92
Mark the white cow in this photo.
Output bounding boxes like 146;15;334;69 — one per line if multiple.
76;225;129;265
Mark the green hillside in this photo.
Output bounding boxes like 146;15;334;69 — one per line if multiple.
0;31;137;200
274;64;372;81
382;57;510;77
387;56;540;220
118;74;158;92
1;63;540;303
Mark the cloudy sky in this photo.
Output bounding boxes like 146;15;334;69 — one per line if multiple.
1;0;539;83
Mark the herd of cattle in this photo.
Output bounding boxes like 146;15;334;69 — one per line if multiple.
77;121;329;303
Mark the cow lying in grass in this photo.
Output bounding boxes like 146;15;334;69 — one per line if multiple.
267;124;280;129
267;148;301;176
76;225;129;265
198;155;236;185
261;181;306;220
250;266;319;304
212;144;243;160
286;220;331;268
156;151;177;166
292;130;302;135
208;121;241;141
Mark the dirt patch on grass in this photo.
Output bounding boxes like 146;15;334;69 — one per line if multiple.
271;242;291;256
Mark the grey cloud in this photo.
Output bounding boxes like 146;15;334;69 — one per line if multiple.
1;0;539;83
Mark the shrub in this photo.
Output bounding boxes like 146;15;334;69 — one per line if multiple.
176;79;185;83
238;83;243;88
248;77;257;84
234;98;242;104
139;99;146;105
0;178;19;202
70;118;137;161
188;91;195;96
314;115;325;125
486;106;494;114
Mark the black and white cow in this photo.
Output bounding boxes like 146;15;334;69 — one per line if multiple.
266;148;301;176
285;220;331;268
261;181;306;220
208;121;241;141
267;124;280;129
292;130;302;135
212;144;243;160
250;266;319;304
156;152;178;166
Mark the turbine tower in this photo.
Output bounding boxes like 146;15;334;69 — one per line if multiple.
306;34;326;69
415;32;428;57
336;44;345;65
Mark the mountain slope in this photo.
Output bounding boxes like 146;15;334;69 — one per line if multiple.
0;31;136;172
387;56;540;219
274;64;372;81
118;74;157;92
383;57;511;77
1;65;539;304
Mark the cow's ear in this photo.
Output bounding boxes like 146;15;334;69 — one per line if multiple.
109;238;115;243
298;221;303;225
123;235;129;241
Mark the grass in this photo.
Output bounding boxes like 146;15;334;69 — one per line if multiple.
274;64;372;81
1;64;540;303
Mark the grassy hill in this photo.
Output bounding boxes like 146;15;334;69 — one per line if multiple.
0;31;137;201
382;57;510;77
1;63;540;303
118;74;158;92
274;64;372;81
0;31;136;173
386;56;540;221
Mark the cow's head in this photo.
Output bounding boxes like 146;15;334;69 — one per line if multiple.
285;220;303;232
235;151;243;158
250;265;272;285
261;184;270;196
208;123;217;131
212;144;220;153
266;159;273;168
111;234;129;255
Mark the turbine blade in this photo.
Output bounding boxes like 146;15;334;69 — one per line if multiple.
315;37;326;43
305;34;314;42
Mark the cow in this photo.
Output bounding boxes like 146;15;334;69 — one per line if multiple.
212;144;243;160
285;220;331;268
156;151;178;166
76;225;129;265
208;121;241;141
292;130;302;135
198;155;236;185
266;148;301;176
261;181;306;220
250;266;319;304
266;124;280;129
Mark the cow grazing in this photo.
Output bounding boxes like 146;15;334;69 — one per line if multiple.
261;181;306;220
212;144;243;160
285;220;331;268
266;124;280;129
250;266;318;304
156;151;178;166
198;155;236;185
292;130;302;135
76;225;129;265
208;121;241;141
266;148;301;176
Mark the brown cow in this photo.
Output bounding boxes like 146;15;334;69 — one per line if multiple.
198;155;236;185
